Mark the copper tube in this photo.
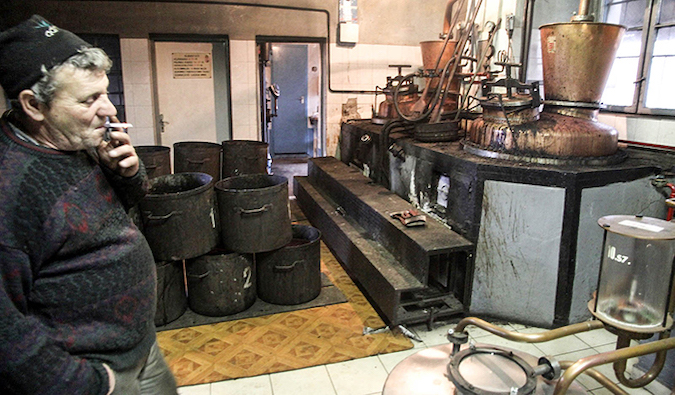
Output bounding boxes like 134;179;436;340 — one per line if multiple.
559;361;629;395
578;0;590;18
553;336;675;395
443;0;459;36
454;317;605;342
613;331;670;388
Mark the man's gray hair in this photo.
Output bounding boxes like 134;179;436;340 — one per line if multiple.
30;47;112;105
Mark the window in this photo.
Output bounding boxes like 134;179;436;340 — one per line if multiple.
602;0;675;114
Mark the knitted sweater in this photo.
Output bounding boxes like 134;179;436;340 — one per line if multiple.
0;116;157;395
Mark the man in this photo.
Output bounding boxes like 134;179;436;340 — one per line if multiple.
0;15;177;394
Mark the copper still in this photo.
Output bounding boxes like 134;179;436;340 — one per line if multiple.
465;6;626;163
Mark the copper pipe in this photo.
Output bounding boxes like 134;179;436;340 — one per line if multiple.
454;316;605;342
553;336;675;395
443;0;459;36
613;331;671;388
559;361;629;395
578;0;590;18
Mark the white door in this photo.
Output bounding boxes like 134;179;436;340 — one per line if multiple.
154;41;218;160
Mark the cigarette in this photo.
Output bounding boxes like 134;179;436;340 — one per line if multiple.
106;122;134;129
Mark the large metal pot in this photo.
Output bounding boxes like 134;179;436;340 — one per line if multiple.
155;260;187;326
215;174;292;253
136;145;171;179
221;140;269;178
139;172;219;261
256;225;322;305
186;250;256;316
174;141;222;181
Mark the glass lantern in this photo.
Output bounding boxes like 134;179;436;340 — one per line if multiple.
593;215;675;332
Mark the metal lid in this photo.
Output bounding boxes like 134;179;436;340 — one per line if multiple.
448;346;537;395
598;215;675;240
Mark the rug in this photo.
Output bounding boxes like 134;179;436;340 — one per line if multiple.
157;241;414;386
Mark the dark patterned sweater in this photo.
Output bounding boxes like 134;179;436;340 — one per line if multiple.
0;116;157;395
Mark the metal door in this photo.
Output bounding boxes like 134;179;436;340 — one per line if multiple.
270;44;312;156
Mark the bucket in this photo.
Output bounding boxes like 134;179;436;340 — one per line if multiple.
539;22;625;104
174;141;222;181
215;174;292;253
186;250;256;316
256;225;322;305
139;172;218;261
155;260;187;326
136;146;171;179
221;140;269;178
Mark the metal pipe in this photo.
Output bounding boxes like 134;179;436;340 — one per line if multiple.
518;0;535;82
443;0;460;36
454;316;605;342
578;0;591;19
613;331;670;388
559;361;629;395
553;336;675;395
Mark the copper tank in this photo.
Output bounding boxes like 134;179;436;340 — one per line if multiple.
540;22;625;105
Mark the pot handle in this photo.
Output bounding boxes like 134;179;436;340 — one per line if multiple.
237;204;272;216
143;211;182;222
274;260;303;272
187;271;210;279
187;158;208;164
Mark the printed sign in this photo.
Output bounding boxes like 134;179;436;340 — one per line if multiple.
172;53;212;79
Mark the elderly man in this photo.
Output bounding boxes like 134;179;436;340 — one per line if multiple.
0;15;177;394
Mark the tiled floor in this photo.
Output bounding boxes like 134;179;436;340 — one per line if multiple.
176;318;674;395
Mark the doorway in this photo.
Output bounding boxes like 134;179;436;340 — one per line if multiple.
258;40;323;158
151;35;232;164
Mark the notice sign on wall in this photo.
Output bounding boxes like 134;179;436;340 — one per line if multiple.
172;53;212;79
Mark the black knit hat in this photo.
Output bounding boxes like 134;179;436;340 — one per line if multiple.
0;15;92;99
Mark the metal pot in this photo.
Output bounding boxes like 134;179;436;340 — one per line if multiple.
221;140;269;178
136;145;171;179
215;174;292;253
139;172;219;261
174;141;222;181
256;225;322;305
186;250;256;316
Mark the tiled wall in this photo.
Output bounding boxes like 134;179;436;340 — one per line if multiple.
120;39;156;146
229;40;260;141
598;113;675;148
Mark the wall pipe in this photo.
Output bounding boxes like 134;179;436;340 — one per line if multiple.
50;0;379;94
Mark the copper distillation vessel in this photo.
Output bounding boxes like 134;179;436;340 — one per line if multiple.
464;0;626;164
383;214;675;395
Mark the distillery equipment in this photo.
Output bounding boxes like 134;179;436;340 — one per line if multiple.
465;0;625;164
592;215;675;333
383;214;675;395
372;65;420;125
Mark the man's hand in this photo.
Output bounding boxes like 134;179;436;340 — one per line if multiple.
97;118;140;178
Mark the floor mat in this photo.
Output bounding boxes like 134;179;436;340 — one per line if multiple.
156;273;347;332
157;241;414;386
